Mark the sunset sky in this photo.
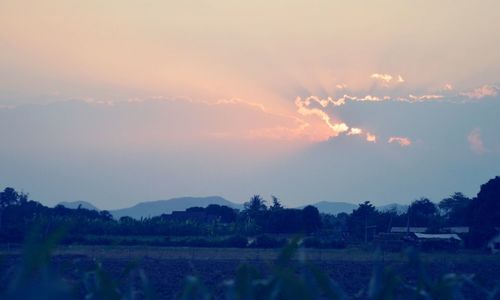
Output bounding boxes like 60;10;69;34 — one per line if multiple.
1;1;499;209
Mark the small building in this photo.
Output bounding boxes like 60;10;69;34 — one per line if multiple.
442;227;470;234
409;233;462;251
390;227;428;233
413;233;462;241
487;228;500;254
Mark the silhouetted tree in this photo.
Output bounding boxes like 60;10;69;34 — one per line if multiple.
242;195;268;233
439;192;471;226
244;195;267;213
469;176;500;247
0;187;28;231
347;201;378;241
302;205;322;234
376;209;400;233
408;198;438;228
269;196;283;211
186;207;205;213
0;187;23;207
205;204;237;223
99;210;113;221
266;209;303;233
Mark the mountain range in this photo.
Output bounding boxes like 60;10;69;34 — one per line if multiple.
57;197;408;219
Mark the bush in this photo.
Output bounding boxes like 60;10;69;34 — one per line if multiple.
184;238;215;247
221;235;248;248
302;237;347;249
302;237;322;248
249;235;287;248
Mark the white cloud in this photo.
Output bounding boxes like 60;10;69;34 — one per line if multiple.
371;73;393;83
347;128;363;135
443;83;453;91
408;94;444;101
461;85;499;99
467;128;486;154
370;73;404;84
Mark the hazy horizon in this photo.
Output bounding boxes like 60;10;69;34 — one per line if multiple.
1;1;499;209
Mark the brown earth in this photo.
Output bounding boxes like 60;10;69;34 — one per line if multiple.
1;246;499;299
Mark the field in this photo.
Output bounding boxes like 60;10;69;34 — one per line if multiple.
2;245;500;298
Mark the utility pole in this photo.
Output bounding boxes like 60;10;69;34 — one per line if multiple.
406;206;411;234
364;215;367;243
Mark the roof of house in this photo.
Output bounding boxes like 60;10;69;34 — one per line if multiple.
414;233;462;240
390;227;427;233
442;227;470;233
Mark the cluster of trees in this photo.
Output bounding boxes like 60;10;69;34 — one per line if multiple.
241;195;322;234
0;176;499;248
345;195;470;241
0;191;321;243
344;176;500;247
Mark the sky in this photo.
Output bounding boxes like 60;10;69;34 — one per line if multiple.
1;1;499;209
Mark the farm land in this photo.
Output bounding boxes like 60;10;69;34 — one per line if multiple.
1;245;499;299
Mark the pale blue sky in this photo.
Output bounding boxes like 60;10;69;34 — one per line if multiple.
0;1;499;209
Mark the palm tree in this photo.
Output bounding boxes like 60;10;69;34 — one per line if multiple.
244;195;267;213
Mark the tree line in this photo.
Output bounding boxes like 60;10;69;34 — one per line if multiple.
0;176;499;248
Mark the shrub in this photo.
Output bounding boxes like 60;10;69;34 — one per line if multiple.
302;237;322;248
184;238;214;247
221;235;248;248
249;235;287;248
302;237;347;249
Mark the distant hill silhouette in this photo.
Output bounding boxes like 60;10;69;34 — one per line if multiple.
58;198;410;218
110;196;243;219
57;201;99;211
303;201;357;215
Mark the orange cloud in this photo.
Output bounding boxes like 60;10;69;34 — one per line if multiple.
366;133;377;143
295;96;350;137
388;137;412;147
